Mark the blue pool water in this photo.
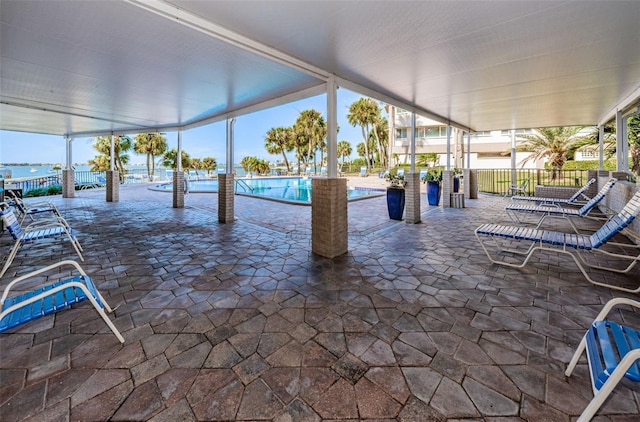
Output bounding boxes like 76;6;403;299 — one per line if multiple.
149;177;384;204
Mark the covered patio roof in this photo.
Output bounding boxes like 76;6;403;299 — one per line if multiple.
1;0;639;138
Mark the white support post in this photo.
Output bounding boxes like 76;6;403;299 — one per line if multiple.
110;134;115;171
106;134;119;202
466;131;471;169
66;136;72;170
410;112;416;173
598;125;605;170
326;77;338;178
226;118;235;174
511;130;517;188
62;136;75;198
446;125;451;171
219;118;236;222
177;130;183;172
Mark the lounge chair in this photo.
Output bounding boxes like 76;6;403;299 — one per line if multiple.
6;190;62;224
359;167;367;177
0;202;83;278
565;297;640;421
419;169;427;180
505;178;530;197
0;260;124;343
504;178;616;231
397;168;405;177
511;177;596;206
475;189;640;293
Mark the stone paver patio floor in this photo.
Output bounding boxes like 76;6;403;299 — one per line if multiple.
1;183;639;421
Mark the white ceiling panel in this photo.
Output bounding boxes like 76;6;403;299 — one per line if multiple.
1;0;639;137
0;0;324;136
174;0;640;130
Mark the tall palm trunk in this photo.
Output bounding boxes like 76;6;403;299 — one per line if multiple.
361;125;371;169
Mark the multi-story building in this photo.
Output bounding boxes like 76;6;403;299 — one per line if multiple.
389;107;540;169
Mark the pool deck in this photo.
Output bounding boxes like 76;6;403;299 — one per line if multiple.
1;183;639;421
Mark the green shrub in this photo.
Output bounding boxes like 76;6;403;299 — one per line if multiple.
24;185;62;197
551;159;620;171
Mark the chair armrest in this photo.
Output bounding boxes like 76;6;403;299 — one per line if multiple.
24;216;71;228
592;298;640;323
0;260;86;307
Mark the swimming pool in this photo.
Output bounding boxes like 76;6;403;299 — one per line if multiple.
149;177;385;204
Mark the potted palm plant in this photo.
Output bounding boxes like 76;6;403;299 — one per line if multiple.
385;169;406;220
421;167;442;206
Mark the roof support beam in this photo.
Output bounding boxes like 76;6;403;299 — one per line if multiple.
599;85;640;126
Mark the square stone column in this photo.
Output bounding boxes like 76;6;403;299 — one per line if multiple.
312;178;347;258
218;173;235;223
173;171;185;208
442;170;453;208
405;172;421;224
106;170;119;202
62;169;75;198
464;169;478;199
586;170;599;198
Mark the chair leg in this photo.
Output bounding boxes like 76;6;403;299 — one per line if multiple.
0;242;21;278
576;351;640;422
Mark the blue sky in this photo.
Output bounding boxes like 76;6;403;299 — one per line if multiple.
0;89;376;165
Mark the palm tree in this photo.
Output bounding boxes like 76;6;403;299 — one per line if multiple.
240;156;270;175
201;157;217;176
265;127;294;172
133;133;167;178
89;135;132;173
576;117;640;174
161;149;191;170
417;153;439;167
515;127;583;180
347;98;383;171
295;109;326;172
240;156;257;174
629;116;640;174
190;158;201;177
337;140;352;165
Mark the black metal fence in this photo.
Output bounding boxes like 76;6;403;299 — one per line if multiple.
477;169;591;196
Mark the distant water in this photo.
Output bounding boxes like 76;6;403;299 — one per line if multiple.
0;164;249;180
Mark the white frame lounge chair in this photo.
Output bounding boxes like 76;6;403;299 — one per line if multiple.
0;202;83;278
565;297;640;422
475;190;640;293
511;177;596;206
504;179;616;230
505;178;530;197
0;260;124;343
6;190;62;224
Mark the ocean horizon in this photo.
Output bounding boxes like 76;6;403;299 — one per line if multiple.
0;164;251;180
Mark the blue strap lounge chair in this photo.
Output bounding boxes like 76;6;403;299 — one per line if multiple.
511;177;596;206
475;189;640;293
360;167;367;177
0;260;124;343
6;190;62;224
504;178;616;230
565;297;640;421
397;168;405;177
0;202;83;278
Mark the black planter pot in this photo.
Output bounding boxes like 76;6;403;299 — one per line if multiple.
386;187;405;220
453;176;460;193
